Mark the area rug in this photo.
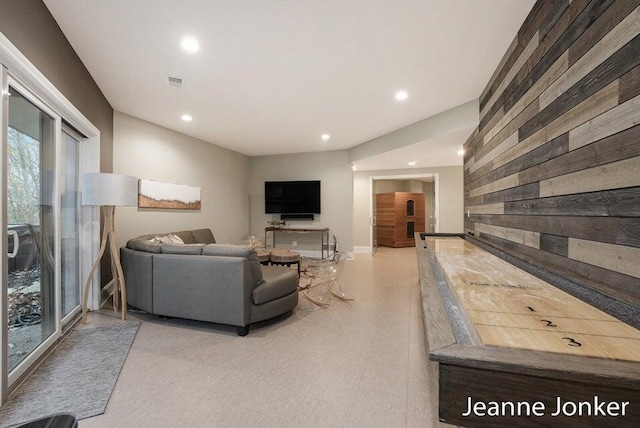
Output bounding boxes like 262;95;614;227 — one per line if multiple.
0;322;139;427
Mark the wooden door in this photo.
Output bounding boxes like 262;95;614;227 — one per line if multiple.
375;193;395;247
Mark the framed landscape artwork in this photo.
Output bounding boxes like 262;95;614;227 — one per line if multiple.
138;179;201;210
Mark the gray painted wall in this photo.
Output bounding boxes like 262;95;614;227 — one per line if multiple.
113;111;250;248
249;150;353;253
0;0;113;172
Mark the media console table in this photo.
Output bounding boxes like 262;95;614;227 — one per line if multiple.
264;227;330;259
417;234;640;427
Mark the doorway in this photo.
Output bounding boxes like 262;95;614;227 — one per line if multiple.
369;173;438;254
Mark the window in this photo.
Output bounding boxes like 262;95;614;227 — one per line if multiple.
406;199;415;216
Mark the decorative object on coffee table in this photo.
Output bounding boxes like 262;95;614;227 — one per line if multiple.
81;173;138;321
244;234;264;248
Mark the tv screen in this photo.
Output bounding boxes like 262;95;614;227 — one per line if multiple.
265;181;321;214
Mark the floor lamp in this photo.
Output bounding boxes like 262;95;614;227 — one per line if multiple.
82;173;138;322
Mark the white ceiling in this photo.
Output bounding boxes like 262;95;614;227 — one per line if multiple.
43;0;534;164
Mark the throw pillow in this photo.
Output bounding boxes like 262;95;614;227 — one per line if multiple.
167;233;185;245
154;234;185;245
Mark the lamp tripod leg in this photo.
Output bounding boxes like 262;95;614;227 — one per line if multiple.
82;207;110;323
110;236;119;314
108;212;127;320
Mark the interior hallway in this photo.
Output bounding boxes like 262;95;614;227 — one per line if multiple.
78;247;441;427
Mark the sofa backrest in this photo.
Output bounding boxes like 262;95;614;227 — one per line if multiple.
172;230;197;244
127;237;161;253
160;244;205;255
202;244;263;286
192;228;216;244
125;233;262;286
126;228;216;253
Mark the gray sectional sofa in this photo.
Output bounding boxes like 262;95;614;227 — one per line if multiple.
120;228;299;336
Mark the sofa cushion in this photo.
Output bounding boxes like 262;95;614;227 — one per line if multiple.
161;244;205;255
202;244;262;285
135;233;157;241
171;230;196;244
127;239;162;253
192;228;216;244
253;266;299;305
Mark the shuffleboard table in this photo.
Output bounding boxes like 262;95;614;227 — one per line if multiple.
417;235;640;428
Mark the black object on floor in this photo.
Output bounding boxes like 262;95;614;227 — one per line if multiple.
12;413;77;428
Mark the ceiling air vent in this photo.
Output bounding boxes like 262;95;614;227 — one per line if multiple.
167;76;183;88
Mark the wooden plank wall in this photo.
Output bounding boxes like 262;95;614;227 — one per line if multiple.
464;0;640;308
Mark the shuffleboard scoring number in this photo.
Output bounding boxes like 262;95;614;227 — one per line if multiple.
562;337;582;347
541;319;557;327
527;306;536;312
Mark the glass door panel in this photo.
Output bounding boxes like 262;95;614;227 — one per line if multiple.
6;86;56;373
61;129;80;319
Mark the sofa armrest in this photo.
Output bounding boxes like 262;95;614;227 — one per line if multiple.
152;254;254;327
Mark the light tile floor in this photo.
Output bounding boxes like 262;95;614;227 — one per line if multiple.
79;247;443;428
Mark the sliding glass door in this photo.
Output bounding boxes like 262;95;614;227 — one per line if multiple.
1;40;99;404
6;85;56;374
2;80;84;392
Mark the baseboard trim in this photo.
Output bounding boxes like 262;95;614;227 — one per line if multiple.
353;246;372;254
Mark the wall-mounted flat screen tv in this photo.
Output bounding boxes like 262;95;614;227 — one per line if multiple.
265;180;321;214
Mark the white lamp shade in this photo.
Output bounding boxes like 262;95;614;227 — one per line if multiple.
82;173;138;206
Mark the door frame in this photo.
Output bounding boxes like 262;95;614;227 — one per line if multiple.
369;173;439;253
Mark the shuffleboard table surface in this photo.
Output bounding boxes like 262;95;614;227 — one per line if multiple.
425;237;640;362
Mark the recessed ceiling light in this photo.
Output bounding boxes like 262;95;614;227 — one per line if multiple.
322;134;331;141
181;114;193;122
181;37;200;53
458;149;465;156
395;90;408;101
351;165;357;171
408;161;417;166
